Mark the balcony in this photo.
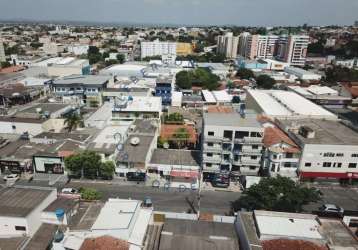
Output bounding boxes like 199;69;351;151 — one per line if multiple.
233;158;261;166
203;147;222;153
234;137;263;144
204;136;223;143
202;157;222;164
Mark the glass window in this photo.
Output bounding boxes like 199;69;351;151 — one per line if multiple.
208;131;214;136
207;142;213;147
207;153;213;157
348;163;357;168
323;162;332;167
15;226;26;231
305;162;311;167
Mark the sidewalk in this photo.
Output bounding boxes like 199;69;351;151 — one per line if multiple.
201;181;242;192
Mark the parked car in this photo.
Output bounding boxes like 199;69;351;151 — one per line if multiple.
211;173;230;188
61;188;78;194
126;172;146;182
3;174;19;182
318;204;344;217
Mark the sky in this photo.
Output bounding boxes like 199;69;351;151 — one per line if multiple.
0;0;357;26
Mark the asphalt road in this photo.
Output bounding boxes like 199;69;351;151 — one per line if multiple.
1;179;239;215
2;179;358;215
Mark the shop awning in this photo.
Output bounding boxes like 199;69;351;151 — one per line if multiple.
300;171;358;179
170;170;199;178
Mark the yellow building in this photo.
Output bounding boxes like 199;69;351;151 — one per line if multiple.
176;43;194;56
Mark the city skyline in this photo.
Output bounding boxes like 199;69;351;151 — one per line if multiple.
0;0;357;26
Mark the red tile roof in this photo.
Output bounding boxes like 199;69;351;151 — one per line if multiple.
0;66;25;73
160;124;197;143
262;239;327;250
207;105;234;113
79;236;129;250
263;127;300;153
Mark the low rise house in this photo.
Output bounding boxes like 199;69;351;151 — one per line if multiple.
0;102;74;136
112;96;162;121
263;127;301;178
236;210;358;250
148;149;201;189
51;75;112;106
0;186;57;237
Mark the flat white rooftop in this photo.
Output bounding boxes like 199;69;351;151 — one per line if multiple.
247;89;337;120
212;90;232;102
91;199;140;230
115;96;162;113
202;90;216;103
254;210;323;240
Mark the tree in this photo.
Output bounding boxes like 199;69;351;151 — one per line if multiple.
116;54;125;64
256;75;276;89
175;71;192;89
99;161;115;180
236;68;254;79
65;151;102;179
80;188;102;200
173;128;190;148
64;113;84;132
0;61;11;68
232;176;321;212
165;112;184;124
325;66;358;83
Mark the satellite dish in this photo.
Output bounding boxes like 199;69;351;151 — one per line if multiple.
163;142;169;149
130;137;140;146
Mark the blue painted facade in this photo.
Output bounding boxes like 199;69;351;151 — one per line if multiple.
155;80;172;105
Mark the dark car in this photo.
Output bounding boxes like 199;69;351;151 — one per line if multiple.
318;204;344;217
211;173;230;188
126;172;146;182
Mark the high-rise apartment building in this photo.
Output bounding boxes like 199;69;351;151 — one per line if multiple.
0;39;6;63
238;33;309;66
140;40;177;59
276;35;309;67
239;34;279;60
217;32;239;59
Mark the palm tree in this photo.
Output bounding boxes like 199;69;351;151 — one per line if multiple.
64;113;84;132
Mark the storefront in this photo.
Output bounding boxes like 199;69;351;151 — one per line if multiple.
33;156;64;174
0;159;32;174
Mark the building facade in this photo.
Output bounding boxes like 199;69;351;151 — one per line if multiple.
0;39;6;63
155;76;174;105
141;40;177;59
202;112;264;180
277;35;309;66
217;32;239;59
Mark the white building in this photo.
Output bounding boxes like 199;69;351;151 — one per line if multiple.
0;186;57;237
202;111;264;179
67;44;89;55
0;39;6;63
217;32;239;59
33;57;90;77
277;119;358;182
263;126;301;178
141;40;176;59
53;198;153;250
246;89;338;120
284;67;322;81
112;96;162;121
277;35;309;66
239;34;279;60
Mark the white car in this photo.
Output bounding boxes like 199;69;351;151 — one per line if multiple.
61;188;78;194
3;174;19;182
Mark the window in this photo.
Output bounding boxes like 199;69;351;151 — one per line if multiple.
223;130;233;139
305;162;311;167
252;145;259;150
207;142;214;147
323;162;332;168
208;131;214;136
235;131;249;139
348;163;357;168
206;163;212;167
207;153;213;157
333;162;342;168
336;153;344;157
271;164;276;172
249;166;256;170
351;154;358;158
15;226;26;231
251;156;258;160
323;152;335;157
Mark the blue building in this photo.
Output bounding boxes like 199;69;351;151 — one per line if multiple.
155;76;173;105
